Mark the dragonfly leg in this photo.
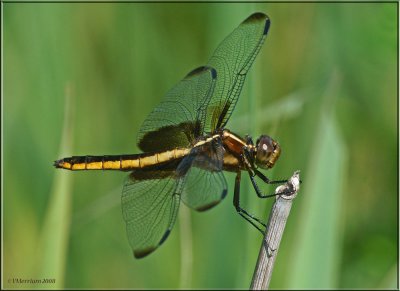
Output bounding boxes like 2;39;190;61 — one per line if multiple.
248;171;294;198
233;171;266;235
255;169;303;185
243;146;287;181
242;146;294;198
254;169;288;185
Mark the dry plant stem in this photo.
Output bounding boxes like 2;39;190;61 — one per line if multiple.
250;171;300;290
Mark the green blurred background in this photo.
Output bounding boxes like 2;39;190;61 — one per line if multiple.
3;3;397;289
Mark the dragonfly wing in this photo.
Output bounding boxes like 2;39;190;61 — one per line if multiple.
205;12;270;131
182;167;227;211
121;169;184;258
138;66;216;152
178;137;228;211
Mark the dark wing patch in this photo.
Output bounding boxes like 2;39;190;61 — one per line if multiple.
138;121;201;153
138;66;216;152
205;12;270;131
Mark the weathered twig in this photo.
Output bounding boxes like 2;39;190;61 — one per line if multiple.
250;171;301;290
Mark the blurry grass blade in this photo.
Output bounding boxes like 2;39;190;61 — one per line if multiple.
228;91;305;133
71;186;120;232
179;205;193;288
36;84;74;288
286;74;347;288
377;263;398;289
255;92;305;123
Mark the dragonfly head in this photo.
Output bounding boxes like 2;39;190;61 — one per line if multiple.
254;135;281;169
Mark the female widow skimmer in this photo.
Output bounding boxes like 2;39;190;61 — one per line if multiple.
54;12;291;258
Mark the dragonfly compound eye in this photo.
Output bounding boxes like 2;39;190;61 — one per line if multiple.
255;135;281;169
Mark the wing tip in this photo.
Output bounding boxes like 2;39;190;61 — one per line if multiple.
210;67;217;79
132;229;171;259
243;12;270;35
221;188;228;200
194;188;228;212
133;247;156;259
186;66;217;79
159;229;171;245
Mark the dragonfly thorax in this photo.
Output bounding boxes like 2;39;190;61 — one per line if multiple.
255;135;281;169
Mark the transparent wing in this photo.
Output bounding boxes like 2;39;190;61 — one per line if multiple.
178;138;228;211
137;66;216;152
182;167;227;211
121;169;184;258
205;12;270;131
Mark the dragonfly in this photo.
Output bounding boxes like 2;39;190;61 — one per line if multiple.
54;12;291;258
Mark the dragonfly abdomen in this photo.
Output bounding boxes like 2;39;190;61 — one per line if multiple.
54;148;190;171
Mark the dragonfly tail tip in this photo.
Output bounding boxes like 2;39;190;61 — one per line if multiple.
53;159;63;168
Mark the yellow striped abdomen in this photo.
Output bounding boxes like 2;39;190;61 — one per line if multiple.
54;148;190;171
